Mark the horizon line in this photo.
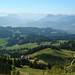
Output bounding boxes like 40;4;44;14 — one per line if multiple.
0;10;75;15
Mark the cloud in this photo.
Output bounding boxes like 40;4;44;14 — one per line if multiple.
0;10;21;13
0;9;75;15
0;9;49;14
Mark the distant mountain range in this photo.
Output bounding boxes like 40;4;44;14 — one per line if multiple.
24;14;75;33
0;14;35;27
0;14;75;33
40;14;75;33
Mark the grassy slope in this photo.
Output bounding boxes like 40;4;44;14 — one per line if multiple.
14;66;75;75
14;48;75;75
0;40;75;75
0;38;7;46
28;48;74;65
1;41;74;75
6;43;38;50
29;48;74;59
6;42;51;50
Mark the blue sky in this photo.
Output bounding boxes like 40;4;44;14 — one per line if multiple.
0;0;75;14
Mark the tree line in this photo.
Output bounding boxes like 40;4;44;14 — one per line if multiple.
0;56;12;74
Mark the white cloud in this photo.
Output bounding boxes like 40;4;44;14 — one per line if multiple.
0;9;75;15
0;10;21;13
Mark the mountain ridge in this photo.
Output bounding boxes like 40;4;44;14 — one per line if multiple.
0;14;75;33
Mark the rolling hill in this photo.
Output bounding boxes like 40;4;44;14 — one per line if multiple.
0;26;75;47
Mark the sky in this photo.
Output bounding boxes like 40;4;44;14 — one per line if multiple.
0;0;75;15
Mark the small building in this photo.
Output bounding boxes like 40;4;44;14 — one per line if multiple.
25;56;32;60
